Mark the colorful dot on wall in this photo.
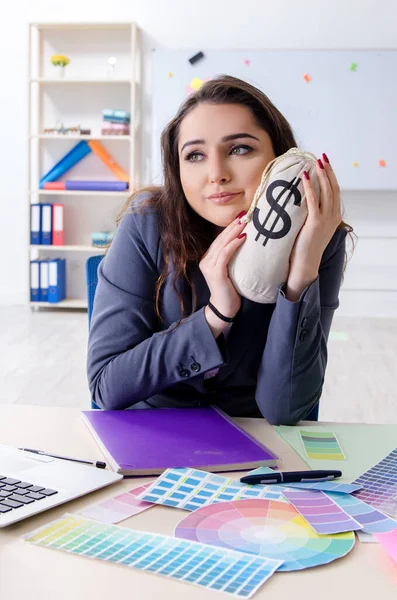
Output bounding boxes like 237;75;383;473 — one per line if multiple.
379;159;386;167
303;73;311;83
168;72;173;78
350;63;358;71
244;59;250;66
190;77;204;91
353;162;359;168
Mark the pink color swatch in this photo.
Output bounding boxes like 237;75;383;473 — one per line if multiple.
78;482;154;524
374;529;397;565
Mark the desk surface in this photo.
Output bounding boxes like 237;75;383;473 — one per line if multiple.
0;405;396;599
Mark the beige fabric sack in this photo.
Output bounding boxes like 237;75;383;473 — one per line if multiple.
229;148;321;303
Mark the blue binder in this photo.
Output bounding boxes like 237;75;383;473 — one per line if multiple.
30;260;40;302
39;260;49;302
40;204;52;245
48;258;66;303
30;204;41;245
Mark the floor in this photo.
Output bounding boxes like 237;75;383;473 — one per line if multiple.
0;306;396;424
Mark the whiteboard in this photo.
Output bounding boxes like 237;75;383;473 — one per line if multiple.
152;50;397;190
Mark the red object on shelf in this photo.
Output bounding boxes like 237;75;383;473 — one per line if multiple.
44;182;65;190
52;204;64;245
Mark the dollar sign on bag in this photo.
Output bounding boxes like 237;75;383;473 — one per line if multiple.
253;177;302;247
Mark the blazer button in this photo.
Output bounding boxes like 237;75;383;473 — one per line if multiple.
177;367;190;378
191;362;201;373
299;329;308;341
301;317;308;328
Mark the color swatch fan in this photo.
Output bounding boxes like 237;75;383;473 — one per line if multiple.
175;499;355;572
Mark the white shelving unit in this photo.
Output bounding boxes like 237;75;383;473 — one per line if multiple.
28;22;141;309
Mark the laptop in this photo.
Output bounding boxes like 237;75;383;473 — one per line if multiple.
0;445;123;527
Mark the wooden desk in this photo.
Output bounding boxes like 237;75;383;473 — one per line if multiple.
0;405;396;599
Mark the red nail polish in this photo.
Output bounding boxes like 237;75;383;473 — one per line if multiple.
236;211;246;220
303;171;310;180
317;159;324;170
322;153;330;164
238;233;247;239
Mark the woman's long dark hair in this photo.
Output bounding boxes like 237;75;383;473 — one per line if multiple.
117;75;354;323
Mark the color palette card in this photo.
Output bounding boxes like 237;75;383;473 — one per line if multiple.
137;468;288;511
247;467;361;494
352;447;397;519
78;483;153;524
300;430;346;461
325;491;397;535
175;498;355;572
374;529;397;564
24;514;282;598
282;489;362;534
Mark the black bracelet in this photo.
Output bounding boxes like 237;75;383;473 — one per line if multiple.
207;301;235;323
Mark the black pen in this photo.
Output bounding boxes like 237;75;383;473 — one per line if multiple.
19;448;106;469
240;470;342;485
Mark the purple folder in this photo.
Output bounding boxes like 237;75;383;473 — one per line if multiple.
81;406;279;476
65;180;129;191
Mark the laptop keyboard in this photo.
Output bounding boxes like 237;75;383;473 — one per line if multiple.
0;475;58;513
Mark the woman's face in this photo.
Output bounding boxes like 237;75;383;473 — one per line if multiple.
178;102;276;228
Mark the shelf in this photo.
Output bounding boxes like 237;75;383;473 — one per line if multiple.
30;299;88;309
30;245;107;252
30;190;130;196
28;21;140;313
33;135;131;141
33;23;132;31
31;79;132;84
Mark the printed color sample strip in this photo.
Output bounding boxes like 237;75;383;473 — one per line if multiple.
300;430;346;460
325;491;397;535
282;489;362;534
374;529;397;564
78;483;153;524
24;514;282;598
137;468;288;511
352;448;397;519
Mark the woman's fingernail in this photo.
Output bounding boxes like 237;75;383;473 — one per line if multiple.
238;233;247;239
322;153;330;164
236;211;246;220
303;171;310;180
317;159;324;170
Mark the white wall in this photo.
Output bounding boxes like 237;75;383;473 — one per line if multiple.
1;0;396;315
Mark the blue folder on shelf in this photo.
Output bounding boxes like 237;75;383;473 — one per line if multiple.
30;260;40;302
40;204;52;245
39;260;49;302
48;258;66;303
30;204;41;245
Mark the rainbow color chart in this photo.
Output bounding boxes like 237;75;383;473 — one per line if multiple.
24;514;282;598
175;499;355;572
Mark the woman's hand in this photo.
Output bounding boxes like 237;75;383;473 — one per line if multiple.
286;153;342;301
200;211;247;337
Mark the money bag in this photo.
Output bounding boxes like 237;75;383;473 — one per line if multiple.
228;148;321;303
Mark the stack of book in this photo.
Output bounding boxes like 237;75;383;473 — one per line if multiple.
101;109;130;135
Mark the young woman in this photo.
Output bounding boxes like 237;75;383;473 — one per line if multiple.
87;75;352;425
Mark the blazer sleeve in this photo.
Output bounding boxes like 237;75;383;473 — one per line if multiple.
87;206;227;409
255;228;348;425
